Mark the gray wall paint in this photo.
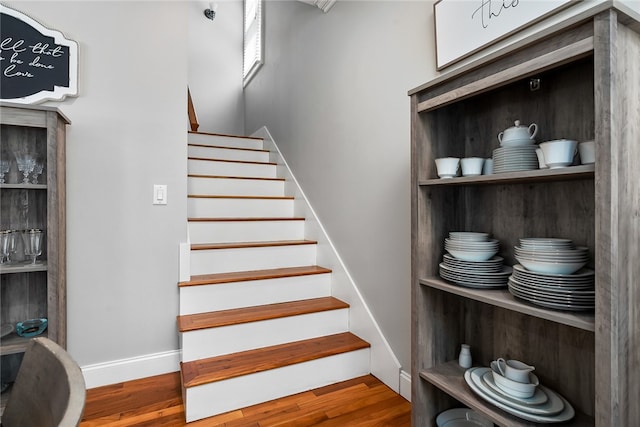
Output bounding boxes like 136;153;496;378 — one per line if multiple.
244;0;437;371
4;1;190;366
188;0;245;134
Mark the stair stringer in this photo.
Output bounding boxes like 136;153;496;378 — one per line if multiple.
251;126;402;393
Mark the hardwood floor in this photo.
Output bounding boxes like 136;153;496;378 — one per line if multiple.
80;373;411;426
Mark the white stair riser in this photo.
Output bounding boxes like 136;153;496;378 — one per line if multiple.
188;133;263;150
179;274;332;314
188;176;284;197
190;244;317;275
181;309;349;362
188;220;304;244
187;197;294;218
188;145;269;163
183;349;370;422
188;159;276;178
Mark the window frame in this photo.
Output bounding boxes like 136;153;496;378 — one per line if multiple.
243;0;264;87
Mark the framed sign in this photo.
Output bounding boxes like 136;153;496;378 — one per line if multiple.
1;4;78;104
434;0;578;70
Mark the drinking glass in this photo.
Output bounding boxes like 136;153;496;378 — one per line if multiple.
0;159;9;183
31;162;44;184
0;231;11;264
22;229;43;265
15;152;35;184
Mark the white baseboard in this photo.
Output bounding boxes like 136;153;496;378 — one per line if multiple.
81;349;181;389
399;369;411;402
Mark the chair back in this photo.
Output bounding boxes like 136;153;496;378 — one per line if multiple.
1;337;86;427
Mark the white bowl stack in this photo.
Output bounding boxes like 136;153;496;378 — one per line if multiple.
440;232;511;289
509;238;595;311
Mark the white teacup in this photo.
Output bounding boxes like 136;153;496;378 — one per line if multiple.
461;157;484;177
579;140;595;164
435;157;460;179
496;358;535;383
482;158;493;175
539;139;578;169
535;148;548;169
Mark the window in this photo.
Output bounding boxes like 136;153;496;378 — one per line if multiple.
243;0;263;87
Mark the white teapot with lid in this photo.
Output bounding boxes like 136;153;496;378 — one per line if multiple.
497;120;538;146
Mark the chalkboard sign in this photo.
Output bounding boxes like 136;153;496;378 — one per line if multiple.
1;4;78;104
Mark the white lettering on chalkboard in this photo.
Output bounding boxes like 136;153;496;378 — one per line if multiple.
1;37;63;80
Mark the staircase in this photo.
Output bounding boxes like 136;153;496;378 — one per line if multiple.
178;132;371;423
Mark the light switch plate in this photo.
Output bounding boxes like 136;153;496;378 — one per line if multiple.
153;184;167;205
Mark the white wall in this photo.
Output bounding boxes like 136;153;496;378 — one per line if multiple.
244;0;437;373
3;1;189;376
188;0;244;134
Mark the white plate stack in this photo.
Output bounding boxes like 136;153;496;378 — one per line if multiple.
436;408;493;426
509;238;594;311
464;366;575;423
492;145;539;173
440;232;511;289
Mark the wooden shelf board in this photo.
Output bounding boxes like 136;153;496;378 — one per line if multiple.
419;360;594;427
420;278;595;332
0;261;47;275
0;183;47;190
419;165;594;187
0;332;47;355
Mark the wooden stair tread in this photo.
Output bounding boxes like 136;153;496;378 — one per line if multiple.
180;332;370;388
180;265;332;287
177;296;348;332
188;156;275;166
188;143;268;153
188;174;285;181
188;131;262;140
188;194;294;200
191;240;317;251
188;217;304;222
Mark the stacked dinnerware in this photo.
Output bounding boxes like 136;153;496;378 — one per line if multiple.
492;146;539;173
493;120;540;173
439;232;511;289
508;238;594;311
514;238;588;275
464;361;575;423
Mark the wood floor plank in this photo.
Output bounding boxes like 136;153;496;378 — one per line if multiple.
190;240;316;251
80;373;410;427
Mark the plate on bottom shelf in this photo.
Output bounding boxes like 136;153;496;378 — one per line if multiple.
464;368;575;423
436;407;494;426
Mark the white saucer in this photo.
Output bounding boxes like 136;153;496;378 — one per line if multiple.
465;368;575;423
480;372;564;414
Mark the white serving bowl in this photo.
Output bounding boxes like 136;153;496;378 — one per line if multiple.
579;140;595;164
539;139;578;169
461;157;485;176
435;157;460;179
449;231;490;241
515;256;587;275
447;248;498;262
519;238;574;249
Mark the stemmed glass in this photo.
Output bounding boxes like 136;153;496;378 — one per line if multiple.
22;229;43;265
0;230;11;264
31;162;44;184
15;152;36;184
0;159;9;183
